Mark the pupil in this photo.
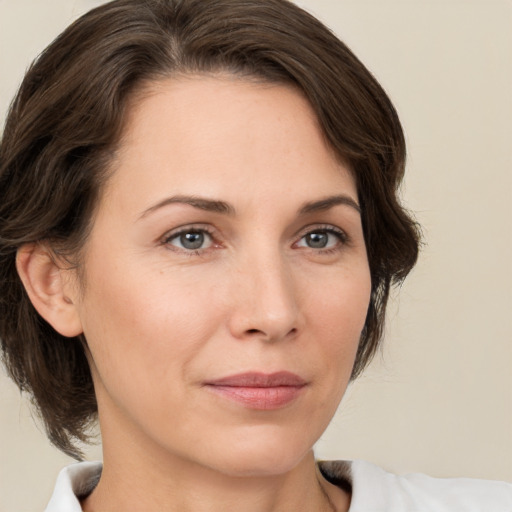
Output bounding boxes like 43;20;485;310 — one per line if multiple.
307;232;328;248
181;232;204;250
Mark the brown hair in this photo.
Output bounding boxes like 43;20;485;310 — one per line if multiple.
0;0;420;459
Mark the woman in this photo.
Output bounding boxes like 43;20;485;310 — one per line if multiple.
0;0;510;511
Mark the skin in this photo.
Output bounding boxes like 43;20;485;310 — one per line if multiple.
22;76;371;511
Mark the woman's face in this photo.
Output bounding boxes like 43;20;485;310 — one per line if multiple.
71;76;371;476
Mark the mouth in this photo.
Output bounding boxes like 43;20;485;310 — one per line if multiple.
203;371;308;410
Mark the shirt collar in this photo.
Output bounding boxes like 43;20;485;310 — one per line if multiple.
44;461;102;512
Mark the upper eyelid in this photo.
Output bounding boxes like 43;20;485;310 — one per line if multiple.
161;223;217;241
161;226;218;255
294;226;351;253
294;223;348;240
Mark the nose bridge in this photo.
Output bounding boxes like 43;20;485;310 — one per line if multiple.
229;243;299;341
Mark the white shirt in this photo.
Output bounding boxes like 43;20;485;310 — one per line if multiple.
44;460;512;511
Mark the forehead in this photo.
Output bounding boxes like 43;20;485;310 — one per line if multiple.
100;75;356;216
120;74;328;155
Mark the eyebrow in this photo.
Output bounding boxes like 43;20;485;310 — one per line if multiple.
298;195;361;215
139;195;235;219
139;193;360;220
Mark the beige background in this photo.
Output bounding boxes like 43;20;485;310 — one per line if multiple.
1;0;511;510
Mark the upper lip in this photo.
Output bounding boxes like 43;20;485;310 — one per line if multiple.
204;371;307;387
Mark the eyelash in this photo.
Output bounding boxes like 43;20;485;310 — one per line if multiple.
294;225;349;254
162;225;218;257
161;224;349;256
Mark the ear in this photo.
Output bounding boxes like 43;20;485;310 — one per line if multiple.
16;244;83;338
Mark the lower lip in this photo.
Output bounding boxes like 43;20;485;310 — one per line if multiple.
205;385;306;410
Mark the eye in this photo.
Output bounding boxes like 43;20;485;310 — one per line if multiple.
165;229;214;251
295;228;347;250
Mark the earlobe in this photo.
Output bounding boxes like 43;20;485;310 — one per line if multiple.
16;244;83;338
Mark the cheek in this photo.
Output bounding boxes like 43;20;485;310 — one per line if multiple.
306;267;371;375
78;258;221;394
291;270;370;439
307;264;371;333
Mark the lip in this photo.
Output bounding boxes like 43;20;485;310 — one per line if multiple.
203;372;308;410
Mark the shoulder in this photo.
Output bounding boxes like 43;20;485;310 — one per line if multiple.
319;459;512;512
44;461;102;512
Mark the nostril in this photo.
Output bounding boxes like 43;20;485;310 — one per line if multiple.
244;327;298;339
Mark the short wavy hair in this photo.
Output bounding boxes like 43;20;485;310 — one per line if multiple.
0;0;420;459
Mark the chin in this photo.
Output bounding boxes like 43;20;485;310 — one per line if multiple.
200;426;317;478
215;453;310;479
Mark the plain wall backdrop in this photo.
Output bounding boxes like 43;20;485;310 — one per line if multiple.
1;0;511;510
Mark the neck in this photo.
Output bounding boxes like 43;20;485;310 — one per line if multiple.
81;438;348;512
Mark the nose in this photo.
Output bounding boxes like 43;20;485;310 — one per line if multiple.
227;251;300;343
